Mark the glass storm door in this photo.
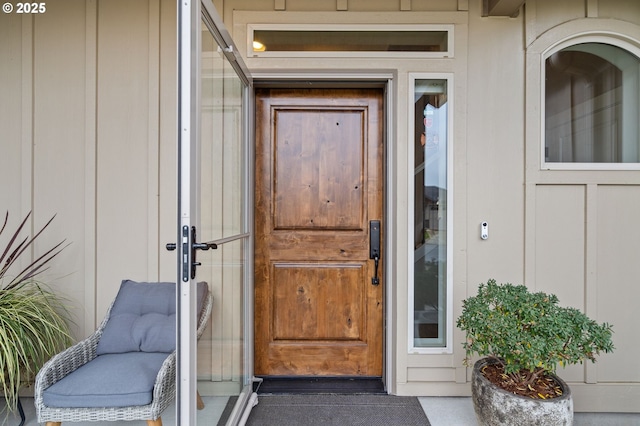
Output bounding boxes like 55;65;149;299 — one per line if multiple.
177;1;252;425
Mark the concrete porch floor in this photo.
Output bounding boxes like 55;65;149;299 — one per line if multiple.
6;396;639;425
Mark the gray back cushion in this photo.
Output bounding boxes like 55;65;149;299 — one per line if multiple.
96;280;207;355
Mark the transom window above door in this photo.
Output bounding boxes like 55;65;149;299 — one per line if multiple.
248;24;453;58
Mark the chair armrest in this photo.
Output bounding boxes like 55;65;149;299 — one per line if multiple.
35;300;114;417
149;351;177;416
36;299;115;392
34;330;101;394
196;290;213;340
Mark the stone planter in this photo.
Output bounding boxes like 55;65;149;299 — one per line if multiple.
471;358;573;426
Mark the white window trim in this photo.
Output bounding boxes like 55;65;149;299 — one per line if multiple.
408;72;454;355
541;34;640;171
247;23;454;59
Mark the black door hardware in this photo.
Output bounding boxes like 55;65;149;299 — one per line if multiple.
369;220;381;286
166;226;217;281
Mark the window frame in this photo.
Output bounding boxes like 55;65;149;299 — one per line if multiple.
408;72;455;355
541;35;640;171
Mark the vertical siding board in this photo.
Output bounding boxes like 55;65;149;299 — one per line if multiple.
523;183;536;287
0;13;25;214
534;185;585;306
457;0;469;11
148;0;161;279
534;185;585;382
586;0;598;18
584;184;598;384
524;0;538;48
466;4;524;284
159;0;178;283
596;186;640;383
33;1;88;339
85;0;98;335
452;15;469;385
21;15;33;221
96;0;151;315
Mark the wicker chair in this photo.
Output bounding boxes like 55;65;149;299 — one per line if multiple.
34;280;213;426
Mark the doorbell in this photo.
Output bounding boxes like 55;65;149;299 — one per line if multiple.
480;221;489;240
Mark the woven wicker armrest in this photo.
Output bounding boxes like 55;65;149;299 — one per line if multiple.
35;330;101;392
149;351;178;416
35;303;111;393
197;290;213;340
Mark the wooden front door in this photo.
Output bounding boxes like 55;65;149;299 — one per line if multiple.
254;88;384;377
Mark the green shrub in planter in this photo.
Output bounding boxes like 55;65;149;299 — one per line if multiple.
456;279;614;389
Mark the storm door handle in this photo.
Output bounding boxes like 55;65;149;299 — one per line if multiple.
166;226;217;280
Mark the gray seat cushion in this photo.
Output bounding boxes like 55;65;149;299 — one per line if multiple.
42;352;170;408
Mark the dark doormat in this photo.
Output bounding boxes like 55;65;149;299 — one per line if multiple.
256;377;385;394
245;394;431;426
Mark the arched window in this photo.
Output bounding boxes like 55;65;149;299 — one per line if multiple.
545;42;640;164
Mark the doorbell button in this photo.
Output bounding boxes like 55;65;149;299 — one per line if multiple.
481;221;489;240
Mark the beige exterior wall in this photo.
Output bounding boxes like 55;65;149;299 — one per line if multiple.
0;0;178;338
1;0;639;412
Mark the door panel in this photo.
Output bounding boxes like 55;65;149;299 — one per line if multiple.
255;88;383;377
273;109;364;230
272;263;364;340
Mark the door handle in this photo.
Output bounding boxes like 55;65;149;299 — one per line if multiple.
370;220;381;286
166;226;217;280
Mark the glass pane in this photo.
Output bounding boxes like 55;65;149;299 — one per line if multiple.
197;238;246;391
413;79;448;348
197;21;248;423
202;28;245;240
253;30;448;53
545;43;640;163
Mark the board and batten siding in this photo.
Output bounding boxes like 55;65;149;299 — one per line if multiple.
0;0;180;362
524;0;640;411
0;0;248;393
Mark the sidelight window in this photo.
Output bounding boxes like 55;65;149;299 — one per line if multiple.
411;76;452;350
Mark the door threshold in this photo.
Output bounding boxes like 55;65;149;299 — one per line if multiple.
254;376;385;395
